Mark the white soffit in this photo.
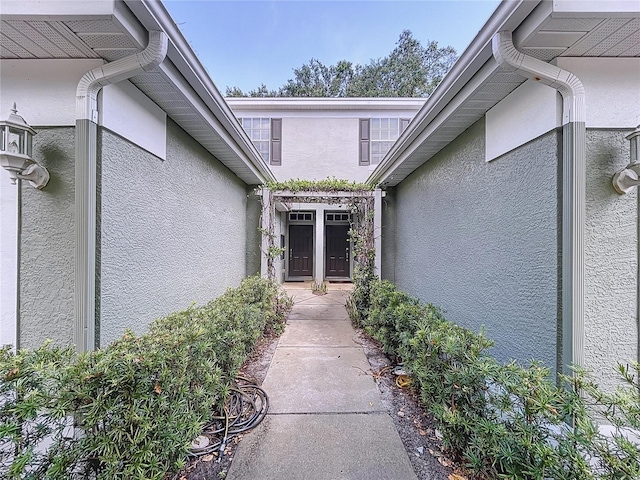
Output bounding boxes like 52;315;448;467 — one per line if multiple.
0;2;271;185
370;0;640;187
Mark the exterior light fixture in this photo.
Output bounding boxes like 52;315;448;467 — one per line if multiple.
0;103;49;189
613;124;640;195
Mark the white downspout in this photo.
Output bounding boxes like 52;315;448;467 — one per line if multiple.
492;30;586;373
74;31;168;352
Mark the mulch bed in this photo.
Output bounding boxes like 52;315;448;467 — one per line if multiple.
176;324;465;480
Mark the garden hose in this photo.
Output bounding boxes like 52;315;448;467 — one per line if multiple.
189;378;269;458
396;374;411;389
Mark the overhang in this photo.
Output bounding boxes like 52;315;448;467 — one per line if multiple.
226;97;426;112
0;0;275;185
368;0;640;187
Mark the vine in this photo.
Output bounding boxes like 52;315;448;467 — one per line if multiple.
266;177;374;194
257;178;377;290
258;188;281;281
347;197;376;324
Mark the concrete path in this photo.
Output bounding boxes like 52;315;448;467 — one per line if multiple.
227;287;418;480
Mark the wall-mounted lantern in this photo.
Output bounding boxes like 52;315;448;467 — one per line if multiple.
613;124;640;195
0;103;49;189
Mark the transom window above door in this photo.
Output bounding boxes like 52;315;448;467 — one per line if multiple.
289;212;314;222
326;213;351;222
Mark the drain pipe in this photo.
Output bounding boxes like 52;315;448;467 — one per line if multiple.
492;30;586;373
74;31;168;352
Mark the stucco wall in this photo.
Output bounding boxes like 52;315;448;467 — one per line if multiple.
99;120;249;346
274;117;368;182
394;119;560;373
19;127;76;348
584;129;638;392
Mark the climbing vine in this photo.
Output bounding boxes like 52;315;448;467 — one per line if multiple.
346;197;376;324
265;177;374;194
257;178;377;289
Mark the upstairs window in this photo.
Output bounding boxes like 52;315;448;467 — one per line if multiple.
359;118;409;166
239;118;282;165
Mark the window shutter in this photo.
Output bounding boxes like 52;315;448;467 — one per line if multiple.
400;118;410;132
359;118;370;166
270;118;282;165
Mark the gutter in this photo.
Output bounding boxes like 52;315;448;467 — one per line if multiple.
124;0;275;184
74;31;168;352
492;30;586;373
368;0;538;187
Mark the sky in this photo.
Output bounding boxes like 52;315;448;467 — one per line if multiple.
163;0;501;94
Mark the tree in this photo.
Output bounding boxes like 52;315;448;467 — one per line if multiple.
225;31;456;98
226;83;278;97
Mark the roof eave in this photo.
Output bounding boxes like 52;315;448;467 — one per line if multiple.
367;0;540;187
123;0;275;185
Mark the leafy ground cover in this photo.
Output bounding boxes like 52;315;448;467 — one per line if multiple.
348;278;640;479
0;276;291;480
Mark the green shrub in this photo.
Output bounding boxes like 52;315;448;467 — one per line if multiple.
0;276;291;479
350;281;640;479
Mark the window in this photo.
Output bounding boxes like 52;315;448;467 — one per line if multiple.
326;213;351;222
359;118;409;166
289;212;313;222
239;118;282;165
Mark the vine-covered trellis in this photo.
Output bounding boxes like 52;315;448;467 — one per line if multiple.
257;179;378;291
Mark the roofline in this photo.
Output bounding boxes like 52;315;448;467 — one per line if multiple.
225;97;427;111
367;0;540;187
123;0;276;184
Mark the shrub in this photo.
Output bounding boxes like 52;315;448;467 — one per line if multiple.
349;280;640;479
0;276;291;479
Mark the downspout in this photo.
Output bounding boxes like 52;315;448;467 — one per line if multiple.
492;30;586;373
74;31;168;352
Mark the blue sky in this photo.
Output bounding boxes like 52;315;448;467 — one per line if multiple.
164;0;501;94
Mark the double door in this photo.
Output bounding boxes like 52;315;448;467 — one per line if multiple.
288;222;351;279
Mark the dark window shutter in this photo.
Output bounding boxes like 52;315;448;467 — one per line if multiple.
270;118;282;165
400;118;410;132
359;118;370;166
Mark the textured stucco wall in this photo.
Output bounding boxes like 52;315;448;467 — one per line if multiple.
19;128;76;348
584;129;638;391
99;120;248;346
273;117;369;182
394;119;560;373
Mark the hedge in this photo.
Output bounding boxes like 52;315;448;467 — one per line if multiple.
349;279;640;479
0;276;291;479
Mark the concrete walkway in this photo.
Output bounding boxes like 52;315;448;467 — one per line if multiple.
227;287;418;480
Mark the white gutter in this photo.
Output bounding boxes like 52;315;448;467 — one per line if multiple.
492;30;586;372
74;31;168;352
368;0;538;187
124;0;275;184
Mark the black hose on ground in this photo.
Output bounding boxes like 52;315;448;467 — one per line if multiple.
189;377;269;459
